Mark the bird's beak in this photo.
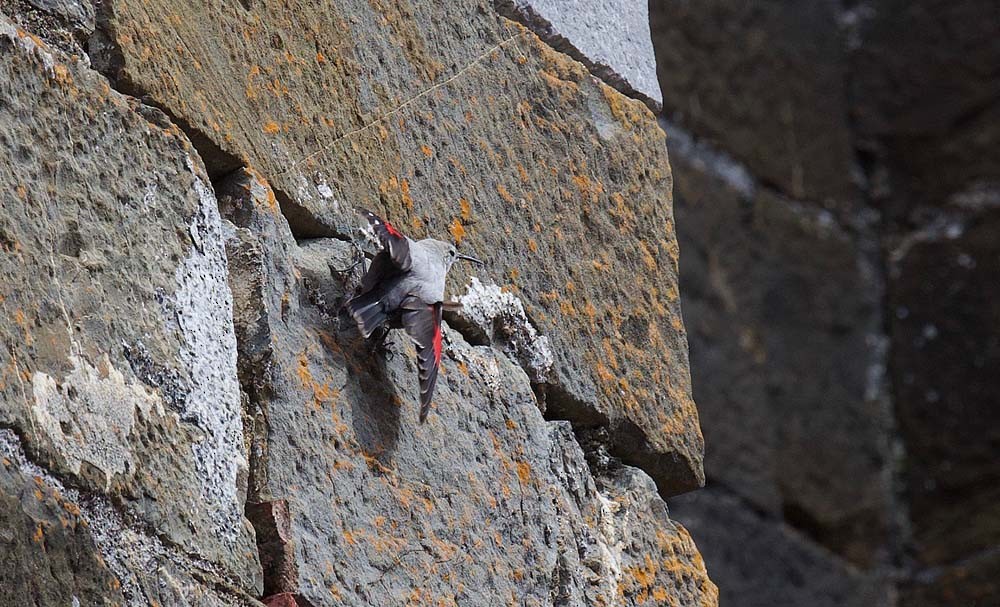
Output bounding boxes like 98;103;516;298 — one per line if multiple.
456;253;483;265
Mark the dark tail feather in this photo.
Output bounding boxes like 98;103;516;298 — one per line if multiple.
345;291;387;338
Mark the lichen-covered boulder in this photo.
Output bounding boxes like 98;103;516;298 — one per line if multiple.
0;17;262;603
220;169;717;606
95;0;705;495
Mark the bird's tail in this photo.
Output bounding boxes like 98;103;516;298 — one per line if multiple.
345;290;388;338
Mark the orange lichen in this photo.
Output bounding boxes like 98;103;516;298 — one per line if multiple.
400;179;414;209
538;70;580;101
602;339;620;370
262;121;280;134
495;184;514;204
637;241;658;271
459;198;472;220
571;172;605;203
526;239;538;253
515;462;531;484
343;529;358;545
420;144;434;158
516;164;529;183
449;218;465;244
595;361;616;385
14;309;32;346
51;63;71;85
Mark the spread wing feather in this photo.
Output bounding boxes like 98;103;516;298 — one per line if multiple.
401;298;444;422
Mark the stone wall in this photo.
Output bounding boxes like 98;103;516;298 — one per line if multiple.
650;1;1000;605
0;0;717;605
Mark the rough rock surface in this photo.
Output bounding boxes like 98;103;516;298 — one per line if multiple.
94;0;704;495
220;169;716;606
850;0;1000;212
0;17;261;603
1;0;714;605
898;549;1000;607
0;431;124;606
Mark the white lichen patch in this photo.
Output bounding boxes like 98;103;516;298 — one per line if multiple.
592;491;625;600
316;179;335;199
442;326;507;402
172;157;247;541
30;354;165;491
458;277;554;383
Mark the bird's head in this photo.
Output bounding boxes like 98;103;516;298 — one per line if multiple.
426;238;483;270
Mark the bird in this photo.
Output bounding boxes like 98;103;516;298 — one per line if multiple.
345;209;482;422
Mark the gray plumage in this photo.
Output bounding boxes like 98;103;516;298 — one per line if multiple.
345;210;481;422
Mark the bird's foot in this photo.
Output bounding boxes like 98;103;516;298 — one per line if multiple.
330;258;363;276
368;327;395;360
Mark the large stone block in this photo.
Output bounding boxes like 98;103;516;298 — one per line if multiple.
851;0;1000;209
670;486;890;607
0;17;260;597
650;0;857;208
670;143;888;565
220;171;717;606
97;0;704;494
0;439;123;606
888;209;1000;566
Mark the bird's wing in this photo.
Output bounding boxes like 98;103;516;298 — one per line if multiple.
401;297;444;422
361;209;411;271
360;250;396;293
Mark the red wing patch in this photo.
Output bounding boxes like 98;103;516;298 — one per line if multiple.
383;221;403;239
432;307;443;365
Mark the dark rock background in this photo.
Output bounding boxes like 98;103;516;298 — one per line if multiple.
650;0;1000;605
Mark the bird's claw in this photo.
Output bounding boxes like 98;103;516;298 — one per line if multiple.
368;327;395;360
329;258;363;278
